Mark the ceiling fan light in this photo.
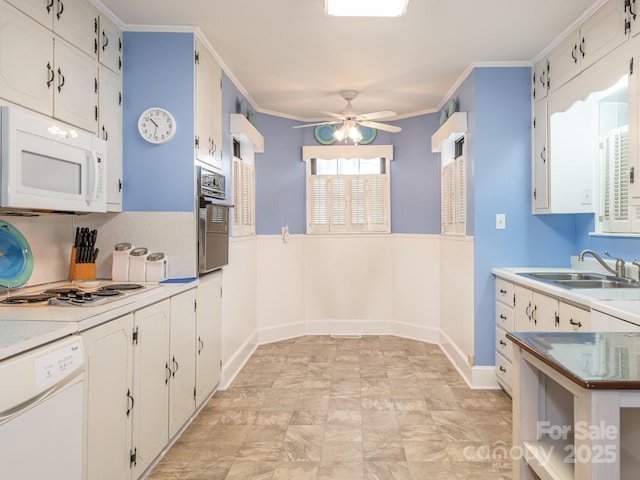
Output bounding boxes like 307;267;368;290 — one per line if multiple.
348;125;363;142
325;0;409;17
333;124;347;141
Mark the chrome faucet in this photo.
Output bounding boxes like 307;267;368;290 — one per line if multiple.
578;249;626;278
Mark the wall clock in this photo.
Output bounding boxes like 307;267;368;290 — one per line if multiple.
137;107;177;144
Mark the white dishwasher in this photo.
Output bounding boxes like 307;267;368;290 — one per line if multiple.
0;335;84;480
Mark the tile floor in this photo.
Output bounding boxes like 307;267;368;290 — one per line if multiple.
147;336;513;480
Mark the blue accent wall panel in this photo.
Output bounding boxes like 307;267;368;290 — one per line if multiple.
254;114;306;235
391;114;441;234
122;32;194;212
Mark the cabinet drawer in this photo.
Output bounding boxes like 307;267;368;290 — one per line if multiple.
496;326;513;362
495;352;512;390
496;302;514;331
559;302;591;332
495;278;514;306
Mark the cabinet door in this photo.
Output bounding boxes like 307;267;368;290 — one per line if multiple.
559;302;591;331
547;31;581;92
99;14;122;74
0;3;54;115
514;285;534;331
132;300;170;479
52;0;98;59
532;292;559;330
532;57;549;100
99;67;123;211
169;289;197;438
3;0;53;29
532;99;549;211
630;49;640;205
54;38;98;132
580;0;628;71
196;271;222;406
195;41;222;168
630;0;640;37
81;313;134;480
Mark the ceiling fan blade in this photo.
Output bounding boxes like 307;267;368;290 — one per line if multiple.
360;121;402;133
292;121;341;129
318;111;346;120
357;110;397;121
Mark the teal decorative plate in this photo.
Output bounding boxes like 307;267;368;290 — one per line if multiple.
0;221;33;288
358;126;377;145
447;98;457;117
315;124;337;144
439;109;448;126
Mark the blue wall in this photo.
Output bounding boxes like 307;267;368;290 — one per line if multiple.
122;32;195;212
253;110;442;235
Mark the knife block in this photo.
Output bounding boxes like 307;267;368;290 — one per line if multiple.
69;246;96;281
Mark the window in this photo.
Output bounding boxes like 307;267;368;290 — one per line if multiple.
303;145;392;234
441;135;466;235
232;147;255;237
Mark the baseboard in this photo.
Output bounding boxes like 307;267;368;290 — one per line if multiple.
439;330;500;390
219;331;258;390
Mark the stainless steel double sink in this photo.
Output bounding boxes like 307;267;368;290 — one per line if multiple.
517;272;640;289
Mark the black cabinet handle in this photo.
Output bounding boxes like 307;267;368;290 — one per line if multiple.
198;336;204;355
532;305;538;325
499;340;507;347
571;44;578;63
499;366;507;373
570;318;582;328
580;37;585;58
56;0;64;20
46;0;54;14
102;126;108;141
165;362;171;384
46;62;54;88
499;289;507;294
57;67;65;93
172;356;179;378
499;314;507;320
126;389;134;417
103;31;109;51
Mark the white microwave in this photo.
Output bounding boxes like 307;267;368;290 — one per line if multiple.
0;107;107;213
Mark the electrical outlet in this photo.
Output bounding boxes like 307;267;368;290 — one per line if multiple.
468;354;475;366
496;213;506;230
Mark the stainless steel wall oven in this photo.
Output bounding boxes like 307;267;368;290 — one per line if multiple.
197;166;229;273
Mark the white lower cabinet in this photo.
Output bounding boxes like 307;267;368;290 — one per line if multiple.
82;288;201;480
132;299;171;478
82;313;134;480
558;301;591;331
196;270;222;406
169;289;197;438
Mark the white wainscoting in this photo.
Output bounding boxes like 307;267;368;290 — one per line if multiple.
220;233;489;389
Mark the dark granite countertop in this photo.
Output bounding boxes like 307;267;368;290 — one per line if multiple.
507;331;640;389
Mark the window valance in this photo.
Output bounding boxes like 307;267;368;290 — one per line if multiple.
302;145;394;161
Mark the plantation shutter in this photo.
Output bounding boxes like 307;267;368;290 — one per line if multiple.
455;157;466;234
232;158;242;226
308;176;330;233
602;126;630;232
367;175;388;232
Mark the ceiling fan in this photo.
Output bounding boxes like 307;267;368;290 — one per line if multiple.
294;90;401;142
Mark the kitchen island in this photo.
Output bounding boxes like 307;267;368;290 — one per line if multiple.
508;331;640;480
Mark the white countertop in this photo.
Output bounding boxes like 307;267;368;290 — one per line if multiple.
0;279;198;361
492;267;640;326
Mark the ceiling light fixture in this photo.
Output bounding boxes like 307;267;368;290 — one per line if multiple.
333;120;363;143
325;0;409;17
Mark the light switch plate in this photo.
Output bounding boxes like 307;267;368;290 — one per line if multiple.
496;213;506;230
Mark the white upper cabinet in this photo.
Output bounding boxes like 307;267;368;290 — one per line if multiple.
99;14;122;74
532;99;549;211
99;67;123;211
54;37;99;132
532;57;549;100
195;37;222;169
7;0;100;59
546;0;628;94
0;3;54;114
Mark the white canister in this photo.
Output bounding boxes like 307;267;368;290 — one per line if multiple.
146;253;168;282
128;247;149;283
112;243;134;282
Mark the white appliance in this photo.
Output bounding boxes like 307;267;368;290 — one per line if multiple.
0;106;107;213
0;335;85;480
